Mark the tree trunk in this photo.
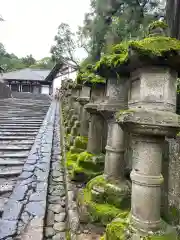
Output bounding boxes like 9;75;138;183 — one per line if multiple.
166;0;180;39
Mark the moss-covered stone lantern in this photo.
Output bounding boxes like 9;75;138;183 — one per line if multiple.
107;21;180;240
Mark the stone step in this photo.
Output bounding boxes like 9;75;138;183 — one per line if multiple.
0;121;42;124
0;145;31;151
0;198;8;216
0;153;28;159
0;123;42;126
0;129;39;132
0;136;35;140
0;132;37;136
0;184;14;194
0;160;24;166
0;169;22;177
0;126;40;130
0;140;34;145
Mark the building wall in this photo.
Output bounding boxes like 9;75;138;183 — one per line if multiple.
41;85;50;95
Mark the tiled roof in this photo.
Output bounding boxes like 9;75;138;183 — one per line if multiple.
1;68;51;81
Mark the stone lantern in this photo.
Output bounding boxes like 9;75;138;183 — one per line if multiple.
98;77;130;181
70;84;82;118
77;85;90;137
84;83;107;154
115;27;180;238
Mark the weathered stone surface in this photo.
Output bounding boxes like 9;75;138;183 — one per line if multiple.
45;227;55;238
52;171;61;177
53;176;64;182
26;202;45;217
29;191;46;202
11;185;28;201
46;210;55;226
21;212;30;224
0;220;17;238
19;171;33;180
52;232;66;240
54;212;66;222
48;204;64;214
3;200;23;221
23;164;35;172
53;222;66;232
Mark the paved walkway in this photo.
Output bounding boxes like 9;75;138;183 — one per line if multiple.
0;96;60;240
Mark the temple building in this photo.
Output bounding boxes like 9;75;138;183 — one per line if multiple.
0;68;53;95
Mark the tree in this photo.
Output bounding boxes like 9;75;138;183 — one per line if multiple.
79;0;164;62
50;23;80;68
29;57;54;69
165;0;180;39
21;54;36;67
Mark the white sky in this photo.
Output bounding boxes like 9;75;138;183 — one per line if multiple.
0;0;90;61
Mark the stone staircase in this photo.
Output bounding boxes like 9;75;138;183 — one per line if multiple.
0;95;51;219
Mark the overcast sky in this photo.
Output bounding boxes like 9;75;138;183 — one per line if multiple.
0;0;90;60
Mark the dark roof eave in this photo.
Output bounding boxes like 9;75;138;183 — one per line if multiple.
45;62;78;82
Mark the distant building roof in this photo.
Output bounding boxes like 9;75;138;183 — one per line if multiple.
1;68;51;81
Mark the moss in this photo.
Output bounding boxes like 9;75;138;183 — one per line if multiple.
86;175;131;209
74;136;88;150
66;151;104;182
76;71;106;84
77;152;104;172
95;42;129;72
115;109;135;120
66;151;78;170
71;166;103;182
148;21;168;32
105;216;177;240
129;36;180;58
162;205;180;225
79;188;121;226
69;146;84;154
66;230;71;240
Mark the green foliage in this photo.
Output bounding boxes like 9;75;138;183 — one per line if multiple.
76;63;106;84
0;42;53;72
29;57;54;69
21;54;36;66
50;23;79;68
95;42;129;71
129;36;180;57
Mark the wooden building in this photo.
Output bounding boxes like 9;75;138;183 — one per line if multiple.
1;68;53;95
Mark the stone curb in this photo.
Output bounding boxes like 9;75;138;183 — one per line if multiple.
59;102;80;240
0;101;57;240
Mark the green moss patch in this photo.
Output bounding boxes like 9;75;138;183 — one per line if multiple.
66;151;104;182
74;136;88;150
105;216;177;240
77;175;130;227
78;188;122;226
95;42;129;73
129;36;180;59
86;175;131;209
148;21;168;32
76;71;106;85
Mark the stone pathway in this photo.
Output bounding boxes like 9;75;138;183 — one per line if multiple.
0;95;52;239
44;104;67;240
0;97;50;219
